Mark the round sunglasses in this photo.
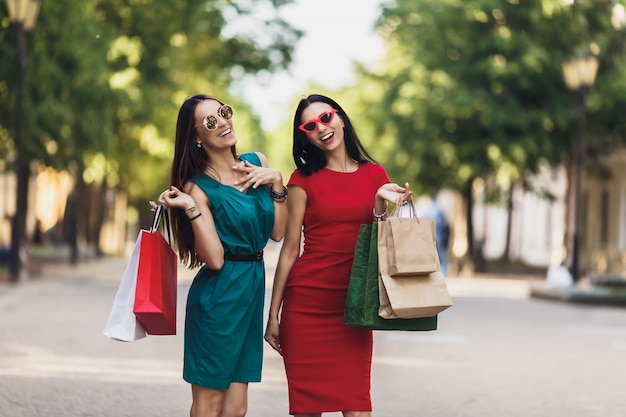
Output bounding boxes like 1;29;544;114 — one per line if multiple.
196;104;234;131
298;109;338;133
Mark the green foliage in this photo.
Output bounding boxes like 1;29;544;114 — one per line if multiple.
1;0;300;211
360;0;626;197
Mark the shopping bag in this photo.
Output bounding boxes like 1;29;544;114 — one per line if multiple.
103;232;148;342
385;200;439;276
378;218;452;319
344;222;437;331
133;205;178;335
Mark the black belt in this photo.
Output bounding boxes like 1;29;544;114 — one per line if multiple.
224;251;264;262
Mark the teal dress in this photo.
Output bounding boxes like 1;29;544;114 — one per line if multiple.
182;153;275;390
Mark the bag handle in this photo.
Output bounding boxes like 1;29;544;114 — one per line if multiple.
389;194;420;221
150;205;173;245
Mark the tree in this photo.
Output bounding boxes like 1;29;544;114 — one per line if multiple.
0;0;301;272
360;0;626;266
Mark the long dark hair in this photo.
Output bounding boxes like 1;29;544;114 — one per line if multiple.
292;94;376;175
170;94;237;268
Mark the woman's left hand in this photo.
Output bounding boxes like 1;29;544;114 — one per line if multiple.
233;161;282;193
377;182;412;205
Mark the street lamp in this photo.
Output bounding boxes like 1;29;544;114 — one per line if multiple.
5;0;40;282
562;53;599;283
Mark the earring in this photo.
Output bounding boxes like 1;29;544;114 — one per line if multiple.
196;142;202;148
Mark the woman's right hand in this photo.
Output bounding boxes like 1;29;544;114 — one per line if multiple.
264;318;282;355
155;186;196;210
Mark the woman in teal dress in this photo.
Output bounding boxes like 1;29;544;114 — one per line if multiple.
157;94;287;417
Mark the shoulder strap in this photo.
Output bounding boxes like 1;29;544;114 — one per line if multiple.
239;152;261;167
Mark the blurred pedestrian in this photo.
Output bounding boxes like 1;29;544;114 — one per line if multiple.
264;94;411;416
156;94;287;417
421;191;450;275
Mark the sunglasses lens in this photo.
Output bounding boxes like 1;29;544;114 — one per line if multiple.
302;122;317;132
220;105;233;120
205;115;218;130
320;111;334;124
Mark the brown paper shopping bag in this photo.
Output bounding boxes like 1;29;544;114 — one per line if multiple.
378;217;452;319
386;217;439;276
385;200;439;276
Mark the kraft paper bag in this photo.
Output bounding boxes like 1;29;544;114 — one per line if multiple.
378;220;452;319
344;223;438;331
103;232;148;342
385;211;439;277
133;205;178;336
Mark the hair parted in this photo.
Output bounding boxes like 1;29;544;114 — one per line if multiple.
292;94;376;176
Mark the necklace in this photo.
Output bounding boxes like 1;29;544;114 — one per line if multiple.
205;159;250;188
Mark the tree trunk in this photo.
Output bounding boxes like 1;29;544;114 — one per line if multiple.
504;182;514;260
466;177;486;272
9;164;30;281
69;160;85;264
93;182;108;257
564;155;574;268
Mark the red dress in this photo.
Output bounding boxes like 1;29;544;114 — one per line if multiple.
280;163;390;414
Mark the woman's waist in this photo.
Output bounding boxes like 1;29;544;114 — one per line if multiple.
301;240;357;254
282;285;348;313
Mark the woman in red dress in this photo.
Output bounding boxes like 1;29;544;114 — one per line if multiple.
265;94;411;416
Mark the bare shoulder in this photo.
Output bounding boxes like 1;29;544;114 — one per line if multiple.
183;181;209;204
254;152;269;168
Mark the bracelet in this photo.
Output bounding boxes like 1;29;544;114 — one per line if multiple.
185;202;197;213
270;185;288;201
188;213;202;221
373;208;386;222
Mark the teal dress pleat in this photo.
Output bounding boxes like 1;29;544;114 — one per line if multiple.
182;153;275;390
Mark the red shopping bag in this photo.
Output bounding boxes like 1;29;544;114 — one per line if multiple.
133;205;178;335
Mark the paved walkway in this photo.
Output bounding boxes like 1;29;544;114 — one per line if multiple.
2;246;626;416
6;239;535;297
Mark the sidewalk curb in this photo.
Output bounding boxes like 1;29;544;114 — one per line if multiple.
529;282;626;307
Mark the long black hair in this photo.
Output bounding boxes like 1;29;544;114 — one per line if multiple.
169;94;237;268
292;94;377;176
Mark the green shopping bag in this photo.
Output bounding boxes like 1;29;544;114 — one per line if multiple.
344;222;438;331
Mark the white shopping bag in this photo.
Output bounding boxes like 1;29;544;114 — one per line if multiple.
103;233;147;342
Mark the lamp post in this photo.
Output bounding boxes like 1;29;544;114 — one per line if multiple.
5;0;40;282
562;53;599;283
